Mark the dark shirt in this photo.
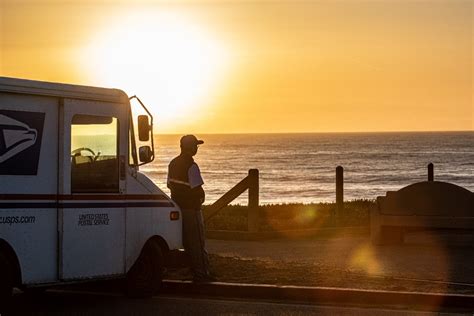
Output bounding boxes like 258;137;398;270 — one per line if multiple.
167;154;205;209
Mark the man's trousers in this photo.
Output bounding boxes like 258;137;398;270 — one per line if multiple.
181;208;210;279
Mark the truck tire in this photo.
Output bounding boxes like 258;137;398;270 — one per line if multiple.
23;287;46;296
0;252;13;306
126;242;164;298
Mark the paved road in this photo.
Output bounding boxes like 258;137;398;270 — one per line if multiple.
2;291;471;316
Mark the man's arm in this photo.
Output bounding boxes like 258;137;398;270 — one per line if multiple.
188;163;205;205
193;185;205;204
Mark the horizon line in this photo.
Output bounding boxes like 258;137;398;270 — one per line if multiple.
155;130;474;135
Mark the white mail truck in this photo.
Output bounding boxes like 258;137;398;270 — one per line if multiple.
0;77;182;300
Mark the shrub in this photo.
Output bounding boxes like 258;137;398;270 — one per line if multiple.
203;200;374;231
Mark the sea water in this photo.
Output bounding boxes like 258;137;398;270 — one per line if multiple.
141;132;473;205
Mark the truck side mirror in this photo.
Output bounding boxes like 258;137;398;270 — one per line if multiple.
138;146;153;163
138;115;151;142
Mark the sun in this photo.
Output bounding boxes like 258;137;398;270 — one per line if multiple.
80;9;230;129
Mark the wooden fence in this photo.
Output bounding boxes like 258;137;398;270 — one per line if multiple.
204;169;260;232
207;163;437;231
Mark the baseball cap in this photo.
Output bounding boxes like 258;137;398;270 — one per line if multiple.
180;135;204;148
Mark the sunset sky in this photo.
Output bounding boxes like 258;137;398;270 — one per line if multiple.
1;0;472;133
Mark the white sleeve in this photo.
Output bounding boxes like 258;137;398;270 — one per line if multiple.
188;163;204;188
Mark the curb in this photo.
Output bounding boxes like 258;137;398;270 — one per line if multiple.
162;280;474;311
205;226;369;240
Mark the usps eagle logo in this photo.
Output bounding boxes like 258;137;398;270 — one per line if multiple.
0;114;38;164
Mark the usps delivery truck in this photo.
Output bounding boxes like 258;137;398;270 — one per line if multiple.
0;76;182;301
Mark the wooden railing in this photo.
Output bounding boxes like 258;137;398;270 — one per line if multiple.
334;162;437;223
204;169;260;232
206;163;435;230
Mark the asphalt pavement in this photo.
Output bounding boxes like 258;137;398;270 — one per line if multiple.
2;291;471;316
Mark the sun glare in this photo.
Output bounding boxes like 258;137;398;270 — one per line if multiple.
80;10;230;129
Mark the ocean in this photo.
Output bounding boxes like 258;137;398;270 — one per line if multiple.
141;132;473;205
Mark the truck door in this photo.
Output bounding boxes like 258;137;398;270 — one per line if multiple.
59;98;127;280
0;93;58;284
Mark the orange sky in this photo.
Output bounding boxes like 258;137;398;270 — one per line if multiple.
1;0;472;133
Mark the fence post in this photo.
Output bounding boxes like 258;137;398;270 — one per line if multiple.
428;163;434;181
336;166;344;224
248;169;259;232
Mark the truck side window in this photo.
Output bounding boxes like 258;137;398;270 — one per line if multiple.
71;115;119;193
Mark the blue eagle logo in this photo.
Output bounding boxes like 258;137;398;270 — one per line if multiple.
0;114;38;164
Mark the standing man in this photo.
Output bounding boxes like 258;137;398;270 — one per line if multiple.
167;135;215;283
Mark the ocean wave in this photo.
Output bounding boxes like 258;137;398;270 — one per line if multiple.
146;132;473;203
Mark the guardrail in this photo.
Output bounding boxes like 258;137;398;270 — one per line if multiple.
204;169;260;232
206;163;436;232
334;162;436;224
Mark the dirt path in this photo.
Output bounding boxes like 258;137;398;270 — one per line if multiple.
202;232;474;294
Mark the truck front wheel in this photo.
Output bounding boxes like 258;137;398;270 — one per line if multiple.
126;242;164;298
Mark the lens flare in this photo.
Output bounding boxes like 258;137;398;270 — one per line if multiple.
349;243;382;275
262;205;331;239
294;207;319;225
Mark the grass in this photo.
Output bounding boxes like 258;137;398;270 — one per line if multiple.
203;200;375;231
